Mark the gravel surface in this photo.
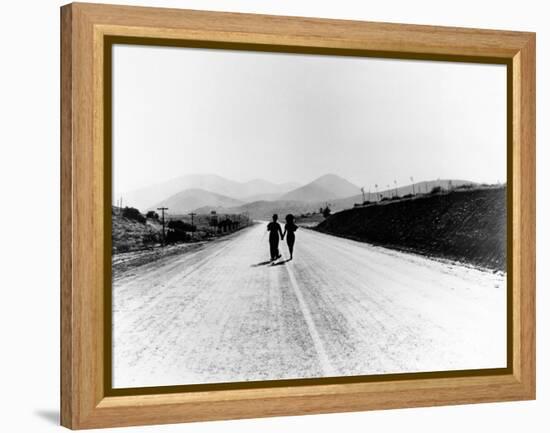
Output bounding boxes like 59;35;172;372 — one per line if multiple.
112;223;506;388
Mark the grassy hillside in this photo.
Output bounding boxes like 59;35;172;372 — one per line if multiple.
112;206;252;254
316;187;506;270
112;208;162;253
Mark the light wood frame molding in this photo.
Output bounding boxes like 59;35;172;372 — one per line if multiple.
60;2;535;429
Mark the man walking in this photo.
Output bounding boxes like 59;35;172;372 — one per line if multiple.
267;214;283;261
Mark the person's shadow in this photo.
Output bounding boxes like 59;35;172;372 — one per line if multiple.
251;260;272;267
251;259;291;267
271;259;290;266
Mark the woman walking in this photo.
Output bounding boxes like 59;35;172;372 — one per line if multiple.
282;214;298;260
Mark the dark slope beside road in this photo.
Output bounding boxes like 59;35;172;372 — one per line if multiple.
316;187;506;271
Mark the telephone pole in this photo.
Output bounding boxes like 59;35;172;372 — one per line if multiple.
157;207;168;246
188;212;197;239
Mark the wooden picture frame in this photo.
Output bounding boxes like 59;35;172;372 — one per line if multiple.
60;2;535;429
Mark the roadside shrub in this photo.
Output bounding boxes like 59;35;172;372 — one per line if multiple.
114;241;131;253
402;193;413;199
430;186;443;194
166;228;190;243
122;206;146;223
142;232;159;246
146;211;159;220
168;220;196;232
166;220;195;244
381;197;391;202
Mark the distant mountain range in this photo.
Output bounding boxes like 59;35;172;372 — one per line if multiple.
151;188;244;215
197;179;477;220
122;174;300;211
121;173;477;220
280;174;360;202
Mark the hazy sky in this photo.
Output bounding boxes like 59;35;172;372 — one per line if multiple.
113;44;506;196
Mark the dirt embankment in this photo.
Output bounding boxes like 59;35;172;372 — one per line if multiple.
112;211;162;253
111;207;256;276
316;187;506;271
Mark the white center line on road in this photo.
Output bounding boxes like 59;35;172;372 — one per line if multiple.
285;261;336;377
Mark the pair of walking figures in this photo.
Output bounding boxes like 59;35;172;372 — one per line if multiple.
266;214;298;261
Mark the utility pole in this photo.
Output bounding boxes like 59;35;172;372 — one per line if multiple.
157;207;168;246
410;176;415;195
394;180;398;198
374;184;379;201
360;187;365;204
188;212;196;239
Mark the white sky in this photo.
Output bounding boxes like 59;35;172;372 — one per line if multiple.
113;44;506;196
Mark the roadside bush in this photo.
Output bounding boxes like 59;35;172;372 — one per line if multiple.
168;220;196;232
114;241;131;253
142;232;159;246
146;211;159;220
122;206;146;223
402;193;413;199
430;186;443;194
165;219;195;244
166;228;191;243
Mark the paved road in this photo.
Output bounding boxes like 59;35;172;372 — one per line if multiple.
112;222;506;388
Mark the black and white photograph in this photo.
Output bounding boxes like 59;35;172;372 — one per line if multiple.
111;44;507;389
